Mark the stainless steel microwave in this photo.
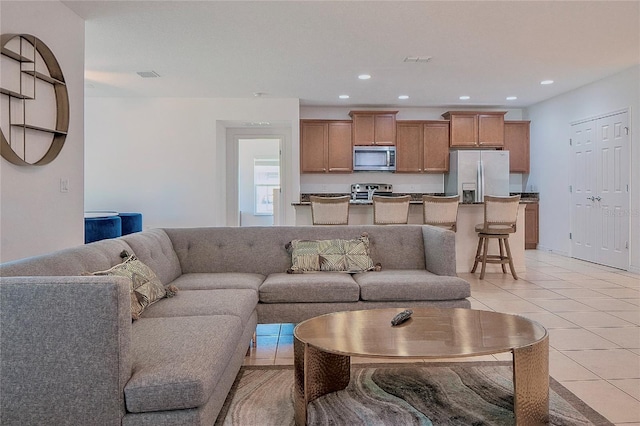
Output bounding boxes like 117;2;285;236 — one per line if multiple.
353;146;396;172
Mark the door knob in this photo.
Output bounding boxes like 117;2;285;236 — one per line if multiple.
587;196;595;201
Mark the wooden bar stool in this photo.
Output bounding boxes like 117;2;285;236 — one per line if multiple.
372;195;411;224
310;195;350;225
471;195;521;279
422;195;459;231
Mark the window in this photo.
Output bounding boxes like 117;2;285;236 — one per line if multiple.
254;159;279;215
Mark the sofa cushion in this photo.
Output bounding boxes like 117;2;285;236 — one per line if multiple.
140;289;258;327
354;270;471;301
92;254;166;319
260;272;360;303
0;238;133;278
122;229;182;286
287;235;374;273
170;272;265;291
125;315;242;413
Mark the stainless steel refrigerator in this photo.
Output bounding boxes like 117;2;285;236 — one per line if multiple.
445;150;510;202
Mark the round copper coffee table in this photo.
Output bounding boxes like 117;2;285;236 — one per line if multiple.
293;307;548;426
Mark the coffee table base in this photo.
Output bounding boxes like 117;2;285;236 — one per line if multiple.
294;334;549;426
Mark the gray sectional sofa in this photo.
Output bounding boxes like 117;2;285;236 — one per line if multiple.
0;225;470;426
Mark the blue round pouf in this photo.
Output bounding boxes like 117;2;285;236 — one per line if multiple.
84;216;122;244
119;213;143;235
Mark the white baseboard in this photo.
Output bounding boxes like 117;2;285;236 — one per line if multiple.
536;245;570;258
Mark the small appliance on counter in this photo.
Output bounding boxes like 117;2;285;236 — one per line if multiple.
353;146;396;172
350;183;393;203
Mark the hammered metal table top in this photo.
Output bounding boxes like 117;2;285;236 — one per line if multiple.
294;308;547;359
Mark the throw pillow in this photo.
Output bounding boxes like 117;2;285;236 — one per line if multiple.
91;254;166;320
286;234;375;273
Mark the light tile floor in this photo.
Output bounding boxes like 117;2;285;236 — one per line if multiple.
244;250;640;425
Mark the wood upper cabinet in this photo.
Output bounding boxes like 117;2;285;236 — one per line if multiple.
300;120;352;173
503;121;530;173
396;122;423;172
349;111;398;146
423;121;450;172
396;121;450;173
442;111;506;148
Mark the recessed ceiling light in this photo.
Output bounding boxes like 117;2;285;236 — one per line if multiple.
339;95;350;99
358;74;371;80
540;80;554;85
506;96;518;100
398;95;409;100
459;95;470;100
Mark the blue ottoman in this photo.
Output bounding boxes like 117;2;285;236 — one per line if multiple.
119;212;143;235
84;215;122;244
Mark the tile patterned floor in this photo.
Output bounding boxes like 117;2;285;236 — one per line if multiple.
244;250;640;425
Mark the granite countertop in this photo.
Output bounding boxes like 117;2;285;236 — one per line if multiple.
294;193;445;206
294;192;539;206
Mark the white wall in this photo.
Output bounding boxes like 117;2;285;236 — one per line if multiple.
0;1;85;262
84;97;299;228
525;66;640;272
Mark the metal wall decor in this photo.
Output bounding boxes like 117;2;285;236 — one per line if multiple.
0;34;69;166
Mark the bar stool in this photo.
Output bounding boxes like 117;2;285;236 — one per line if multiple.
310;195;350;225
471;195;521;280
372;195;411;224
422;195;459;231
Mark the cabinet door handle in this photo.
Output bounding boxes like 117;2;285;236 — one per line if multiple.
595;196;601;202
587;196;595;201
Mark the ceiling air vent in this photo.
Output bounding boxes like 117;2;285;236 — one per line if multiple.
403;56;432;63
136;71;161;78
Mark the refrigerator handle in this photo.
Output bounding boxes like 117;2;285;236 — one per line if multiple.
477;160;484;202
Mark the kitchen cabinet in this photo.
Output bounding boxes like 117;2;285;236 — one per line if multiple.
524;202;539;249
300;120;352;173
504;121;530;173
349;111;397;146
442;111;506;148
396;121;450;173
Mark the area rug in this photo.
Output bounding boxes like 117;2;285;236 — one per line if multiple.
215;362;613;426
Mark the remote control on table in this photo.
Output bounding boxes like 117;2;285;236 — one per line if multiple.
391;309;413;326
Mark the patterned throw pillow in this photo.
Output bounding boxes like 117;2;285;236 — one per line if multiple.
92;254;166;320
287;234;375;273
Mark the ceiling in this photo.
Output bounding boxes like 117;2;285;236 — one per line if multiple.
63;1;640;108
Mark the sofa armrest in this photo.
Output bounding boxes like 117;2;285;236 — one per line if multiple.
0;276;132;426
422;225;457;276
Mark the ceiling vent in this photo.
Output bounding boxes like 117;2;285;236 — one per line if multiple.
403;56;432;63
136;71;161;78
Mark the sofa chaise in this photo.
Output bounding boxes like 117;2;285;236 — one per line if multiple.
0;225;470;426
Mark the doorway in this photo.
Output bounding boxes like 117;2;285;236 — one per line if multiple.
570;109;630;270
238;138;280;226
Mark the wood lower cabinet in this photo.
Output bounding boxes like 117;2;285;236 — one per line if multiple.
396;121;450;173
300;120;352;173
504;121;530;173
442;111;506;148
349;111;397;145
524;202;539;249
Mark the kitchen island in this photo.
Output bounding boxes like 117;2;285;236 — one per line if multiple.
293;201;526;275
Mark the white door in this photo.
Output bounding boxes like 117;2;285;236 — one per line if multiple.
596;113;630;269
570;110;630;269
570;120;597;262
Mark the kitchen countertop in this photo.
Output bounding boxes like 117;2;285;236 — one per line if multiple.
293;192;539;206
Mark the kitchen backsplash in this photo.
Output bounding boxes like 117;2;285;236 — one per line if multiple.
300;172;529;195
